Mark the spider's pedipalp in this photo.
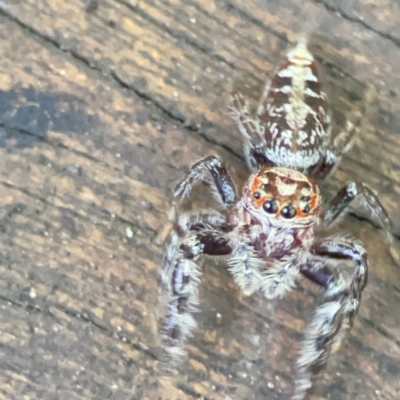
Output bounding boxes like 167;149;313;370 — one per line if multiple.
261;251;304;299
174;155;237;209
295;236;368;400
226;231;265;296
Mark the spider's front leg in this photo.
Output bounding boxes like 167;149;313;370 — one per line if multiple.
174;155;237;208
294;236;368;400
159;211;232;360
160;155;238;359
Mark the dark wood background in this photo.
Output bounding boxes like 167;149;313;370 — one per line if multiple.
0;0;399;399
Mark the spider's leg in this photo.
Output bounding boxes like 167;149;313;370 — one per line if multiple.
294;236;368;400
159;211;232;360
256;75;273;114
308;112;361;179
229;93;274;171
323;181;393;245
174;155;237;208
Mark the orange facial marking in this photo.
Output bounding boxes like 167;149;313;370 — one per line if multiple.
309;192;319;211
296;192;320;217
248;167;321;218
296;206;307;218
250;174;270;208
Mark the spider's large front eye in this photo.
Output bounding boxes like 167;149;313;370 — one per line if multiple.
281;204;296;219
263;198;279;214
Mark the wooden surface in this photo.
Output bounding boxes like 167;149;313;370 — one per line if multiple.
0;0;399;399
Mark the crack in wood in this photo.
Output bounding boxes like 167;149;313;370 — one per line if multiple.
0;293;157;360
0;178;157;237
115;0;238;70
0;9;243;162
0;3;399;398
0;122;108;166
314;0;400;48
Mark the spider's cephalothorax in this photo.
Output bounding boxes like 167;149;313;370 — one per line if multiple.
159;40;393;400
245;167;321;230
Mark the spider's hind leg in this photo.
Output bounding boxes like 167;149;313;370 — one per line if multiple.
159;211;232;360
294;236;368;400
308;111;361;179
229;93;274;171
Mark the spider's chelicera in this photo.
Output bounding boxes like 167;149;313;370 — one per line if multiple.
159;39;393;399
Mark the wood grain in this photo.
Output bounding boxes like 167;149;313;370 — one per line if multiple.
0;1;399;399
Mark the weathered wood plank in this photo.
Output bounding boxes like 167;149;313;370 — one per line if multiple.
3;0;400;231
0;1;398;399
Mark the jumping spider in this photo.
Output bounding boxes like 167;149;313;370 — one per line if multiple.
159;39;393;399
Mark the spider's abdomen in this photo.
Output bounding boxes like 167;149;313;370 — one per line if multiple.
257;40;331;170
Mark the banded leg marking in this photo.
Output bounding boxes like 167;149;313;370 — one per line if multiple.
294;236;368;400
159;211;231;359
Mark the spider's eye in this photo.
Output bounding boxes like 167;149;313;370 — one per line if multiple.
302;204;311;213
281;204;296;219
253;191;262;199
263;198;279;214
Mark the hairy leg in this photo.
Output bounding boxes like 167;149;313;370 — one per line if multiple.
159;211;231;360
323;181;393;245
174;155;237;208
308;113;361;179
294;236;368;400
229;93;274;171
